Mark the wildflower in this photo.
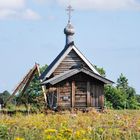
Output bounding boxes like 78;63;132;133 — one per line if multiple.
80;130;86;135
64;128;73;134
46;135;51;140
75;131;80;138
97;128;104;135
44;129;56;134
57;132;63;137
138;127;140;131
56;135;62;140
15;137;24;140
87;126;92;132
75;130;86;138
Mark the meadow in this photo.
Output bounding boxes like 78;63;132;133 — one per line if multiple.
0;109;140;140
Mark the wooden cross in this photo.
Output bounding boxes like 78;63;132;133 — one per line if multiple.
66;5;74;23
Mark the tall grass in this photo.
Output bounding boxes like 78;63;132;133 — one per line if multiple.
0;109;140;140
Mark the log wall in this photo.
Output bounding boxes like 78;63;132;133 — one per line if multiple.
47;74;105;109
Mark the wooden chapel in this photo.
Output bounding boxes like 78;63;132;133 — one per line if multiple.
40;6;113;110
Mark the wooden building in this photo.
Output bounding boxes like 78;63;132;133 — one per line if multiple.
40;6;113;110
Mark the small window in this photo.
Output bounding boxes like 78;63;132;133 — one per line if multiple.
63;96;69;101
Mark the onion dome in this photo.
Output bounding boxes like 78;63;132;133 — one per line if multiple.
64;22;75;35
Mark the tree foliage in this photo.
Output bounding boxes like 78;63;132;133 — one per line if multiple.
95;65;106;77
117;73;128;90
0;91;11;105
105;73;140;109
95;66;140;109
105;85;127;109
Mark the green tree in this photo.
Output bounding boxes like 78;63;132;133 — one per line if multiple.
117;73;128;90
105;85;127;109
105;74;140;109
0;91;10;103
95;65;106;77
117;74;138;104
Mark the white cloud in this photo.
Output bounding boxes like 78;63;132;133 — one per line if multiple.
0;9;40;20
22;9;40;20
0;0;25;9
34;0;51;4
57;0;140;10
0;0;40;20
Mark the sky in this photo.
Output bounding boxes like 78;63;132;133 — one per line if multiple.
0;0;140;94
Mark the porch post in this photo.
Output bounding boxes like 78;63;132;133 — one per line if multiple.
57;86;60;107
87;81;90;107
72;81;75;108
101;85;104;109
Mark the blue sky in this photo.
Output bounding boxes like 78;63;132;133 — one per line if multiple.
0;0;140;94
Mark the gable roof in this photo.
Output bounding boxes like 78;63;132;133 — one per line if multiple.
40;42;100;81
42;67;114;86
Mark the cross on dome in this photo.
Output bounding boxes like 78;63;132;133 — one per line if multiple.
64;5;75;46
66;5;74;23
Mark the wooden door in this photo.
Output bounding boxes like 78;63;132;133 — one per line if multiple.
75;82;87;107
90;84;97;107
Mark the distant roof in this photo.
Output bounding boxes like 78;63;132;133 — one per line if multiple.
42;67;114;86
40;42;100;81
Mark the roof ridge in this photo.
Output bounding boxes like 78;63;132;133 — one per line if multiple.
40;44;100;81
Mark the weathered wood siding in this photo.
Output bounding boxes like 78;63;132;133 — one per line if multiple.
53;50;90;76
57;82;71;108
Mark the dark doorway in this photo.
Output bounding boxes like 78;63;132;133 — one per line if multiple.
47;91;57;109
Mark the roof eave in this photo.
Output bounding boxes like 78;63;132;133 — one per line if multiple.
42;68;114;86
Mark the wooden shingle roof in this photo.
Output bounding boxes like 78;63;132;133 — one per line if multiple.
40;42;100;81
42;67;114;86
